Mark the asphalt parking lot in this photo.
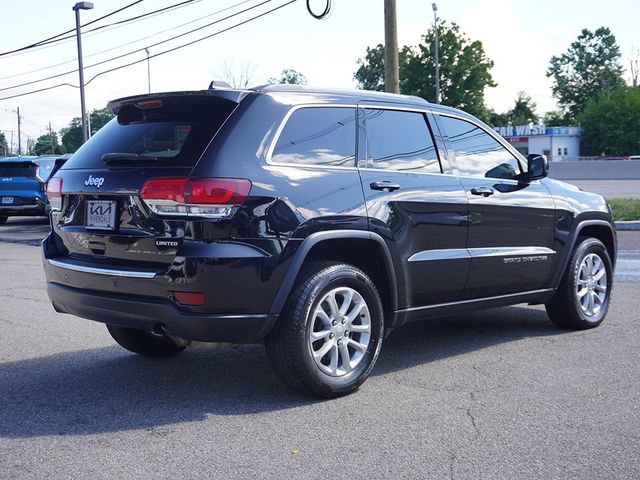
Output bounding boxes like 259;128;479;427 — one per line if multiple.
0;221;639;479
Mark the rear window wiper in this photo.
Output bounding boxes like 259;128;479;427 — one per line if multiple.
102;153;158;164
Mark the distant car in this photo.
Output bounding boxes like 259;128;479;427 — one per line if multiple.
0;154;69;224
629;155;640;161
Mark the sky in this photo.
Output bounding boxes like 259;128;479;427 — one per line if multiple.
0;0;638;153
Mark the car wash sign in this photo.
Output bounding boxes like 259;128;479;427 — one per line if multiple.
494;125;570;137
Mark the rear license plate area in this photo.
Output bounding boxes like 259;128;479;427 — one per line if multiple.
1;196;14;205
86;200;117;230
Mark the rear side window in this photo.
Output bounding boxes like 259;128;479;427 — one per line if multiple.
61;96;237;169
271;107;356;167
438;115;522;179
363;108;440;173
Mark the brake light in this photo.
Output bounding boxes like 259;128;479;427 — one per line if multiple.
46;177;63;211
140;177;251;218
136;99;163;109
140;177;187;203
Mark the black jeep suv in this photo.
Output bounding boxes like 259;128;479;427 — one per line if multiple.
43;85;616;397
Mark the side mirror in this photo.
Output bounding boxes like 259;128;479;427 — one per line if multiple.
526;154;548;180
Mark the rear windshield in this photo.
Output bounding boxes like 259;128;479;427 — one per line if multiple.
0;162;36;177
61;96;237;169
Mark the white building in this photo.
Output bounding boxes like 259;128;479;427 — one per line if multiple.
494;125;581;161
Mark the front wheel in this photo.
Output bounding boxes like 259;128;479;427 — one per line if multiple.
546;237;613;329
266;262;384;398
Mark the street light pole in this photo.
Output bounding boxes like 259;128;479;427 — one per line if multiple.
73;2;93;145
16;107;21;156
145;48;151;93
432;3;440;104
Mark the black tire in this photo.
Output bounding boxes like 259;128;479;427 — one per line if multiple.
265;262;384;398
545;237;613;330
106;324;185;357
0;216;7;225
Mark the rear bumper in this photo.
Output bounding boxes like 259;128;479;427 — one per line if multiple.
47;282;278;343
0;196;47;216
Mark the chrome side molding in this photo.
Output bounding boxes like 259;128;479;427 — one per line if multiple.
408;246;556;262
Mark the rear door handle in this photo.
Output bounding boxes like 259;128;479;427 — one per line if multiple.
370;181;401;192
470;187;494;197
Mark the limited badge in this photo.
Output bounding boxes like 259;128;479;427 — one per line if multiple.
155;238;182;250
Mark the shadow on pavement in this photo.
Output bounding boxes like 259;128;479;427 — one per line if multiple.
0;216;50;245
0;306;563;437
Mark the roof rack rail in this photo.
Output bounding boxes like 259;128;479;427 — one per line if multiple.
250;84;305;92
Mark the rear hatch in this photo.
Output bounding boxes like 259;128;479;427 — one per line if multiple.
48;91;243;269
0;158;43;207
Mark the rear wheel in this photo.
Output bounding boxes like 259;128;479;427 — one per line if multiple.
266;262;384;398
545;237;613;329
0;216;7;225
106;324;185;357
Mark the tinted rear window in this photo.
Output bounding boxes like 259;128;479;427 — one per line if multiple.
363;108;441;173
271;107;356;167
0;162;36;177
61;96;236;170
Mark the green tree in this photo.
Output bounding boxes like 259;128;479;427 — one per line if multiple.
543;110;571;127
354;22;496;119
268;68;308;85
485;109;508;127
507;91;538;125
577;87;640;156
60;117;81;154
61;108;114;153
354;44;411;92
0;132;8;156
547;27;625;120
33;131;65;156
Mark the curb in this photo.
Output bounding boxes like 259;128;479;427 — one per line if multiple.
615;221;640;231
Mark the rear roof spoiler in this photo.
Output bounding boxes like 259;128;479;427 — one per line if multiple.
107;89;252;114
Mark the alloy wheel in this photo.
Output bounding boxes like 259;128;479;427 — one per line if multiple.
308;287;371;377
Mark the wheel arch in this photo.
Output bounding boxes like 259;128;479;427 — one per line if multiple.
269;230;399;318
552;219;617;289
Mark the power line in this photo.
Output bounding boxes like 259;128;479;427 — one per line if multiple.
0;0;253;82
0;83;78;102
0;0;203;59
86;0;297;85
33;0;202;49
0;0;144;57
0;0;272;93
0;0;298;102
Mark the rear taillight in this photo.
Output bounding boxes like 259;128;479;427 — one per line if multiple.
35;166;46;183
46;177;63;211
140;177;251;218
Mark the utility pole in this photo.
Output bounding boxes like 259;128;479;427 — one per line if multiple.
432;3;440;104
48;122;55;154
16;107;21;156
384;0;400;93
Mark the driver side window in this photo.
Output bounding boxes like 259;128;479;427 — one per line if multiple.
438;115;522;180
